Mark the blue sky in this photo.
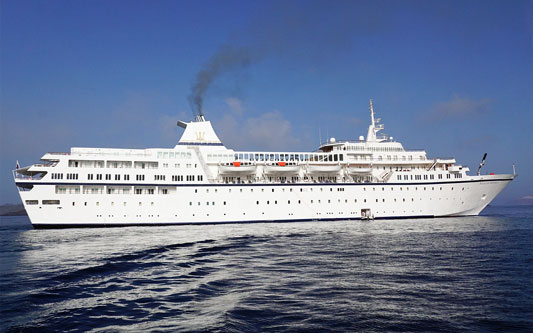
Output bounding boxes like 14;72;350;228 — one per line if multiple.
1;0;532;204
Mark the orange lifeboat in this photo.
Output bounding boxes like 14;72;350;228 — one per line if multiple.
277;162;286;166
233;161;241;167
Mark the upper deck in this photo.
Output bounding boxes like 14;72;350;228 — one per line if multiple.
15;100;484;187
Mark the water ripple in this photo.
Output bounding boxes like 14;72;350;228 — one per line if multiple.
1;206;532;331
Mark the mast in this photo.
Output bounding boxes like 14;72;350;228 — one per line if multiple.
370;99;376;128
366;99;385;143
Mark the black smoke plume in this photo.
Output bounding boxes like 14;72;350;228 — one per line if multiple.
189;45;257;118
188;0;386;119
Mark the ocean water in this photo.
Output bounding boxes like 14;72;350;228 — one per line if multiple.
1;206;532;332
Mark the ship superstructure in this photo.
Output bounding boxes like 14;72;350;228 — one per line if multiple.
14;100;515;228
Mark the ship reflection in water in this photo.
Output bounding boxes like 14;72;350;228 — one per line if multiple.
1;206;532;331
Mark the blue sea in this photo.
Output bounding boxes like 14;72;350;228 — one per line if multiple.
1;206;532;332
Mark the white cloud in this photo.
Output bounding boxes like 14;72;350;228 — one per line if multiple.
215;110;300;150
425;95;492;122
225;97;244;115
245;111;300;149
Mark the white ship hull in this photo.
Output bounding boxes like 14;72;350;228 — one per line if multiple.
14;99;515;228
17;175;512;228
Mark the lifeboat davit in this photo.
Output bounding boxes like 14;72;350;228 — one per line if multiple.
219;162;257;174
263;162;300;174
306;164;342;174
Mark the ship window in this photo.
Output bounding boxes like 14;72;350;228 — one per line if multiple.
224;201;226;205
26;200;38;205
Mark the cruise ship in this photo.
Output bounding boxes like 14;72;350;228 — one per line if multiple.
14;100;515;228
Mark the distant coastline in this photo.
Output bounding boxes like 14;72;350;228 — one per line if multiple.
506;196;533;206
0;204;27;216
